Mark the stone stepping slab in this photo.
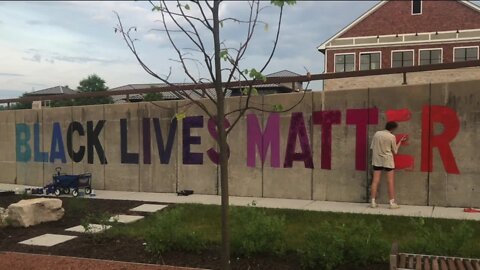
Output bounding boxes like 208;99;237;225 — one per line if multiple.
65;224;111;234
109;214;144;224
19;233;77;247
130;204;168;213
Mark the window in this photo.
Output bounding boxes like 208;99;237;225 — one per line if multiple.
412;0;422;15
335;54;355;72
360;52;381;70
454;47;479;62
392;51;414;68
419;49;442;65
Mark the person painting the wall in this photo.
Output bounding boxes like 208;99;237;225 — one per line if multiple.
370;121;407;209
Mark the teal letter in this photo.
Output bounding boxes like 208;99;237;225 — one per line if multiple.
16;123;31;162
49;122;66;163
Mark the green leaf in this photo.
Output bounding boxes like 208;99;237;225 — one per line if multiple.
248;68;267;82
264;23;269;32
241;87;258;96
220;21;224;28
184;4;190;10
220;49;229;61
271;0;296;7
175;112;186;120
272;104;284;112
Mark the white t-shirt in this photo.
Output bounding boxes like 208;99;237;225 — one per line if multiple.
370;130;398;169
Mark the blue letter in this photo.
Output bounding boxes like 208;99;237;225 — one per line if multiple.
49;122;67;163
34;123;48;162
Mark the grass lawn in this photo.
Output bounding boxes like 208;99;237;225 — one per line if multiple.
106;203;480;269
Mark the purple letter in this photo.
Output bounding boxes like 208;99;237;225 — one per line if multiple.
207;117;231;165
246;113;280;168
313;110;341;170
284;112;313;169
346;108;379;171
183;116;203;165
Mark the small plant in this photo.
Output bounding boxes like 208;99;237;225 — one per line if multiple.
299;220;389;269
230;205;287;257
406;218;476;257
80;211;113;243
299;222;346;270
145;207;208;256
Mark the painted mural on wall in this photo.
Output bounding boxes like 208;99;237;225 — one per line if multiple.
14;105;460;175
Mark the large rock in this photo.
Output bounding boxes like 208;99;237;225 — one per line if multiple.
6;198;64;227
0;207;7;227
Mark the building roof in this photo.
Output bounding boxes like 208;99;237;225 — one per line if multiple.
24;86;77;96
317;0;480;53
266;70;302;77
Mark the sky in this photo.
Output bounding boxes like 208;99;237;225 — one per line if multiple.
1;1;475;99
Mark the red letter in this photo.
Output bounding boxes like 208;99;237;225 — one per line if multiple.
284;112;313;169
346;108;379;171
385;109;414;171
313;110;341;170
421;105;460;174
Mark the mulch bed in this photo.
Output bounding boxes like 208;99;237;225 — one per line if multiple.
0;194;387;270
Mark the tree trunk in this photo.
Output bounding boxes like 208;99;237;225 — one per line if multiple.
212;2;231;270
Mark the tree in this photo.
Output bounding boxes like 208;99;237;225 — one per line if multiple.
12;93;32;110
143;88;164;101
115;1;300;268
74;74;113;105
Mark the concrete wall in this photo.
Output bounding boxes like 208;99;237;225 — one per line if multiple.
324;67;480;91
1;79;480;207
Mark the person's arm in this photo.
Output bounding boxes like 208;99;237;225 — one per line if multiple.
393;135;407;154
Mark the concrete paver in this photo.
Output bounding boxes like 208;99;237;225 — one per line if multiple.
130;204;168;213
66;224;111;234
110;214;144;224
19;234;77;247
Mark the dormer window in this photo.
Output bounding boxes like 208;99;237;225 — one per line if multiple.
412;0;422;15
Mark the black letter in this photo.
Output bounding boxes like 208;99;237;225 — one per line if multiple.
87;120;107;164
67;121;85;163
120;118;139;164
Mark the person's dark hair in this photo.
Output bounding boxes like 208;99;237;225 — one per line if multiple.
385;121;398;131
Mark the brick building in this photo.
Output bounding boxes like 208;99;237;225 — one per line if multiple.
318;0;480;90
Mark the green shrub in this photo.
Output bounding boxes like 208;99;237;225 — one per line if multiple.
300;222;346;270
407;219;475;257
343;220;389;266
230;205;287;257
300;220;389;270
145;207;208;255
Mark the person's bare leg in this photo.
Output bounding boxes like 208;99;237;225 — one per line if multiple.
387;170;395;201
371;170;382;200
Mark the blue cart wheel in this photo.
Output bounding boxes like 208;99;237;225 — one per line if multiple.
84;187;92;195
63;188;70;194
72;189;79;197
54;188;61;196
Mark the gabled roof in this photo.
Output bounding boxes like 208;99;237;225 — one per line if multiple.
317;0;480;53
266;70;302;77
25;86;77;96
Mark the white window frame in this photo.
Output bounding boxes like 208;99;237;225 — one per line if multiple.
411;0;422;15
418;48;443;65
453;46;480;62
359;51;382;70
391;49;415;68
333;52;356;73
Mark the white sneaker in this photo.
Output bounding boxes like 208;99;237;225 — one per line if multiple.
370;201;378;208
390;202;400;209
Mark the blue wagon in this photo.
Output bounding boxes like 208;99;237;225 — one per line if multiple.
45;167;92;197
